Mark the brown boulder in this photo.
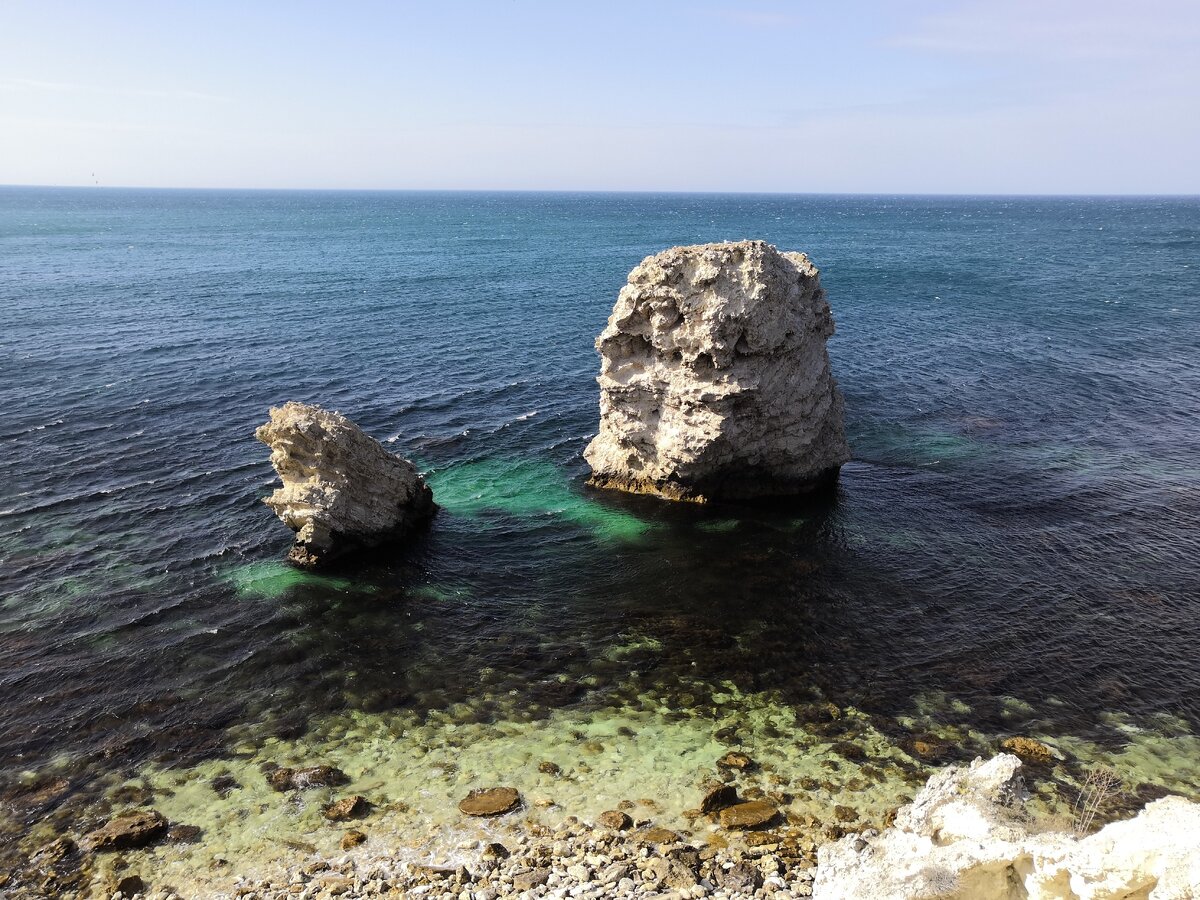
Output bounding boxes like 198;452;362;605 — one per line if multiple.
597;810;633;830
268;765;349;792
717;751;756;771
324;795;370;822
700;784;739;814
340;829;367;850
458;787;520;817
85;810;168;851
718;800;779;830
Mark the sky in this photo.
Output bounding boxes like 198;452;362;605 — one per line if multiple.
1;0;1198;193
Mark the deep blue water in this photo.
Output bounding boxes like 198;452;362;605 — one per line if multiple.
2;188;1199;823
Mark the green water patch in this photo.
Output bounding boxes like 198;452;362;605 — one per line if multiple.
695;518;741;534
223;560;375;601
428;458;651;541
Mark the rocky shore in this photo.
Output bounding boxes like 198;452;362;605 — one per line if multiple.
17;745;1200;900
204;819;820;900
49;810;827;900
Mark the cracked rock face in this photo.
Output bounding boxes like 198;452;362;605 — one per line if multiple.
814;754;1200;900
255;402;434;568
584;240;850;502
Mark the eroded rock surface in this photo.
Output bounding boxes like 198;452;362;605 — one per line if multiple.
814;754;1200;899
256;402;434;568
585;240;849;502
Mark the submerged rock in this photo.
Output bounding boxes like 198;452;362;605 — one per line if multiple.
340;829;367;850
323;795;370;821
256;402;435;568
585;240;849;502
718;799;780;830
814;753;1200;899
717;750;756;771
267;765;349;792
700;784;740;815
999;735;1056;765
458;787;521;817
84;809;168;851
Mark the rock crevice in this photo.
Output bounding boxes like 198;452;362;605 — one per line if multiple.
585;240;850;502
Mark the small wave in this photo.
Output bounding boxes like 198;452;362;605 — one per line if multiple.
1;418;65;439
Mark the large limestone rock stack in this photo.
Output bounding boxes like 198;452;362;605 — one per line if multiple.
256;402;435;568
585;240;850;502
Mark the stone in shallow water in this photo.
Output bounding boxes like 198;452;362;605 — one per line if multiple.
597;810;633;830
458;787;521;817
166;824;202;844
84;809;168;851
717;751;756;771
267;765;349;792
113;874;145;897
323;795;370;821
340;829;367;850
718;800;780;830
1000;735;1055;764
700;784;740;814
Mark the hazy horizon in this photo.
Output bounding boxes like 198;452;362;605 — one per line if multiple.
3;0;1198;194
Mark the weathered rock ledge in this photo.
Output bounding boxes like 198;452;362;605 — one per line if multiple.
256;402;434;568
814;754;1200;899
585;240;850;503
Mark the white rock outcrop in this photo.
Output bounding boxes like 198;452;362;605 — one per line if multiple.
256;402;434;568
584;240;849;502
814;754;1200;900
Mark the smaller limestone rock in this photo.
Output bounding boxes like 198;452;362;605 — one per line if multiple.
537;761;562;776
833;805;858;823
719;800;780;830
256;402;435;568
324;795;370;822
458;787;521;817
340;829;367;850
597;810;633;830
85;810;168;851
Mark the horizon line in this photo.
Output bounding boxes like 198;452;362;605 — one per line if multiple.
2;183;1198;199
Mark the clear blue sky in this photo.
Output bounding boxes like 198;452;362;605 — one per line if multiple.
2;0;1197;193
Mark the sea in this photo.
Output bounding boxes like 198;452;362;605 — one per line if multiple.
2;188;1199;893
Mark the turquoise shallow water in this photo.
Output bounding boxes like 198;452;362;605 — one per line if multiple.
2;189;1200;890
